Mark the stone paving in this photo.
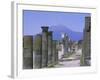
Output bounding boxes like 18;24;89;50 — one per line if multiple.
54;49;82;67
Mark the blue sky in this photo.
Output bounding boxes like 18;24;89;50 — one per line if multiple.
23;10;90;37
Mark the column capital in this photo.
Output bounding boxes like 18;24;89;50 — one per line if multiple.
41;26;49;32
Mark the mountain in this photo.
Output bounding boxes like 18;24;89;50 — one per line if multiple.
49;25;83;41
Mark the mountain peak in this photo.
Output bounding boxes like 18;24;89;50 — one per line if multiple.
49;25;83;41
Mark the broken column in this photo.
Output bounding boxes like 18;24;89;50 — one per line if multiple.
33;34;42;68
47;31;53;67
23;36;33;69
41;26;48;67
52;40;58;65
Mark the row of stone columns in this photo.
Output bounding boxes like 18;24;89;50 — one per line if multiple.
23;26;58;69
41;26;58;68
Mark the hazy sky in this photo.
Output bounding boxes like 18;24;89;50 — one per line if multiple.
23;10;90;35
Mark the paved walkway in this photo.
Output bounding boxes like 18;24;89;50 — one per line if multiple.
54;49;82;67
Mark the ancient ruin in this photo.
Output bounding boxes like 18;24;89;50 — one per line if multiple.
23;16;91;69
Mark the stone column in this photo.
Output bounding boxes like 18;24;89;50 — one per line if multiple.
41;26;48;67
68;39;72;53
47;31;53;67
81;16;91;66
23;36;33;69
52;40;57;65
33;34;42;68
55;41;58;64
61;33;69;57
